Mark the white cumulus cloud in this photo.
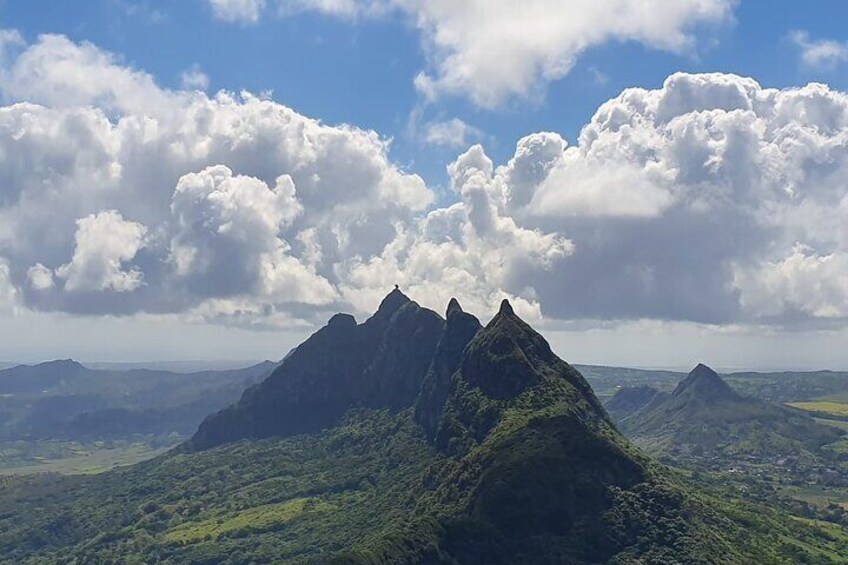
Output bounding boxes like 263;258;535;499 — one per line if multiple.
27;263;54;291
56;211;148;293
231;0;736;107
2;32;848;329
422;117;481;149
467;72;848;325
180;64;210;90
790;30;848;71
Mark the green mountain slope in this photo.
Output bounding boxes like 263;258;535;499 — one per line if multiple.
0;293;846;564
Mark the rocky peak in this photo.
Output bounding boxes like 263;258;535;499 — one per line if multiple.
498;298;514;316
446;297;463;318
673;363;737;403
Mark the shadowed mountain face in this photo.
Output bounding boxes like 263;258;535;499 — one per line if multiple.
604;385;665;422
191;289;445;449
192;294;611;455
608;363;844;461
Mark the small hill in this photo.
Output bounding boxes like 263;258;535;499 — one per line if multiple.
611;364;844;464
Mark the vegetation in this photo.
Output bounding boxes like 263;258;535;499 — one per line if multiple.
0;438;170;476
0;359;275;472
789;402;848;419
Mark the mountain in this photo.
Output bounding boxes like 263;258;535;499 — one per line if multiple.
191;288;444;449
0;293;847;563
608;364;844;464
0;359;86;394
603;385;666;422
0;359;277;441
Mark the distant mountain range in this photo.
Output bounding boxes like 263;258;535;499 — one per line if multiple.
0;359;277;440
0;290;844;563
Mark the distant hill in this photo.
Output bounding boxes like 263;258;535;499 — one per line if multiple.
579;364;848;405
0;291;843;563
606;364;845;468
0;360;277;440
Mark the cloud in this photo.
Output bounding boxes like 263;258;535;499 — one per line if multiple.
339;143;573;321
0;33;177;116
207;0;267;23
790;30;848;71
0;259;19;313
0;33;434;324
169;165;335;305
226;0;736;107
408;0;736;107
180;64;210;90
422;117;481;149
465;72;848;325
56;211;148;293
27;264;54;291
734;245;848;320
2;33;848;330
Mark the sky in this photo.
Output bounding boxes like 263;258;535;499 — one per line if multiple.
1;0;848;369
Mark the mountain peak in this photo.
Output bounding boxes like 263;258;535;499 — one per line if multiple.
673;363;737;402
455;296;596;404
498;298;514;316
375;286;410;318
446;297;463;318
327;313;357;328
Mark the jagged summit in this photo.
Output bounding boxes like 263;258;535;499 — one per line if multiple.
446;297;463;318
673;363;737;402
5;292;802;565
498;298;514;315
191;292;607;452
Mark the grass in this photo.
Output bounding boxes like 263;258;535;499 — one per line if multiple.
786;401;848;417
781;485;848;511
164;497;333;544
814;418;848;432
0;441;169;476
782;517;848;561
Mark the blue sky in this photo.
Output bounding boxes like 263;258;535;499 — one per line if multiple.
5;0;848;190
2;1;848;368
